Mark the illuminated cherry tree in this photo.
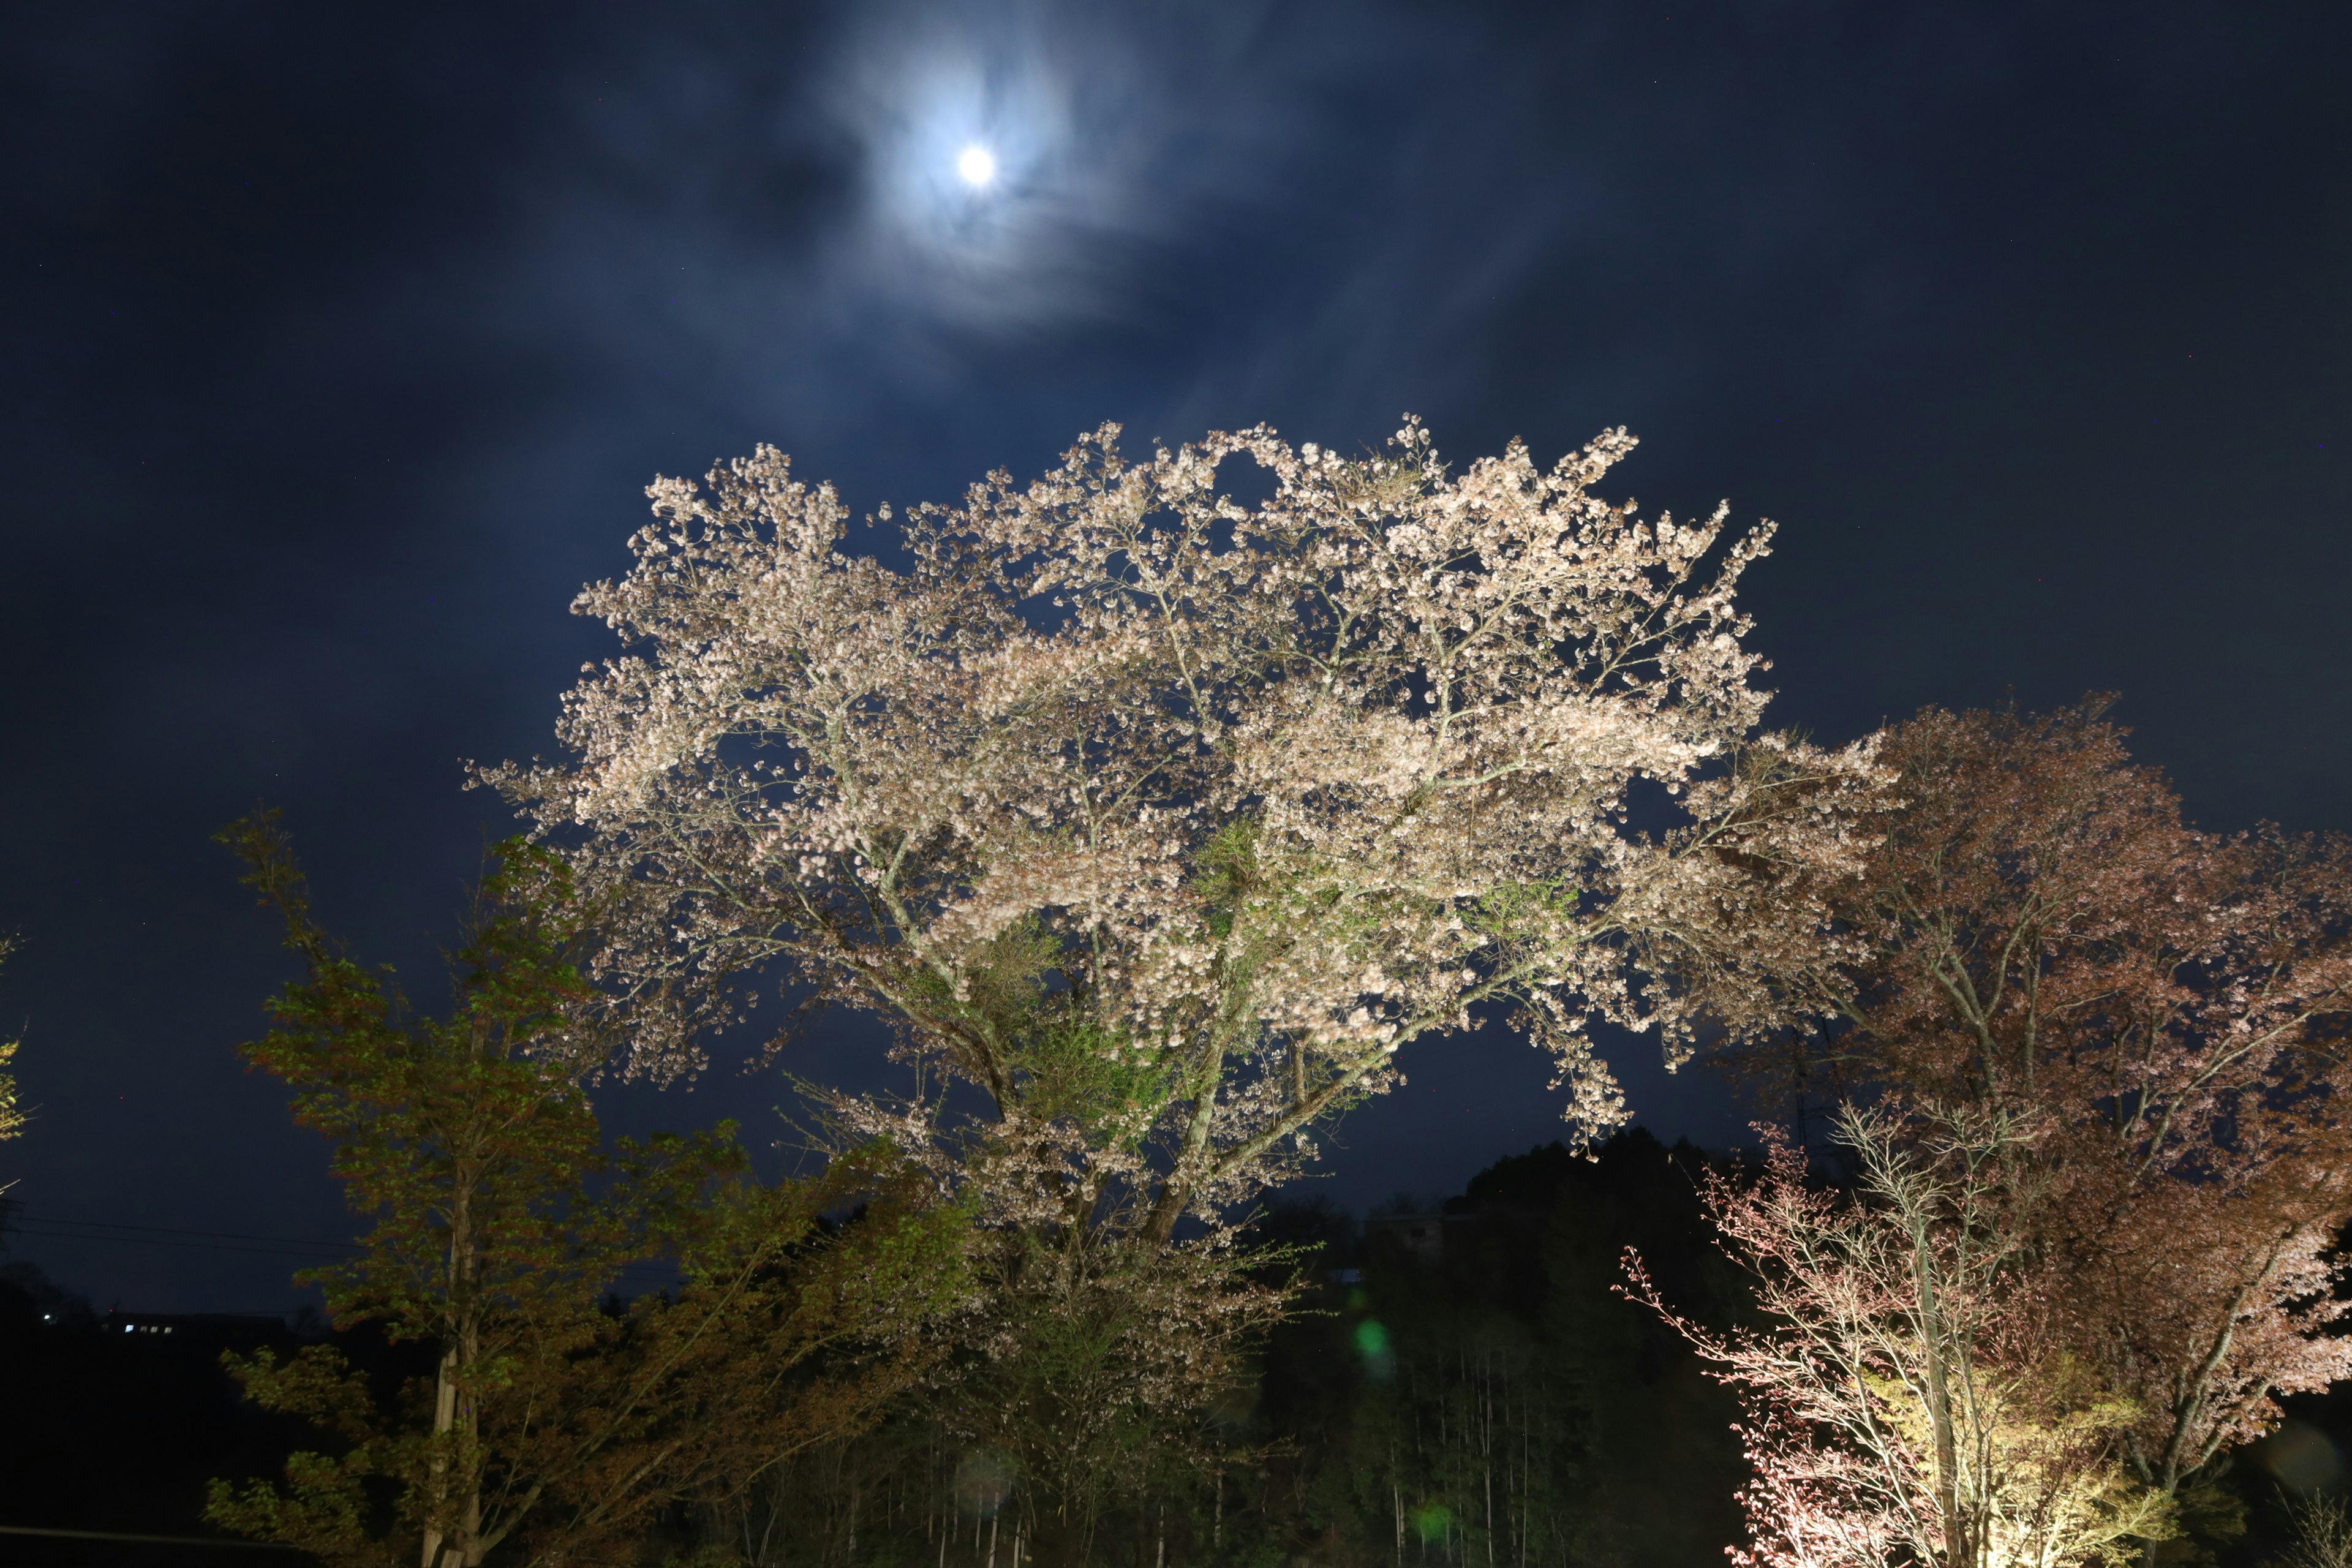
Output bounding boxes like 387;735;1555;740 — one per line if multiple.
1630;1106;2174;1568
486;419;1884;1245
1738;701;2352;1499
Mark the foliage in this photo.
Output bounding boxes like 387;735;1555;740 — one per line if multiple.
665;1159;1298;1567
0;1040;18;1147
1294;1137;1749;1568
657;1129;1751;1568
1311;1222;1608;1568
0;936;22;1151
205;813;968;1567
934;1223;1298;1565
476;418;1891;1564
1731;701;2352;1496
483;412;1882;1257
1633;1104;2176;1568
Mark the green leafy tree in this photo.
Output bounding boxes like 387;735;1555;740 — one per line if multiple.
205;814;968;1567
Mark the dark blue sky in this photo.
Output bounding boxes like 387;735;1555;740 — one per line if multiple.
2;0;2346;1311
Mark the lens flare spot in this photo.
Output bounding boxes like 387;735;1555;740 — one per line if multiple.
1354;1317;1396;1381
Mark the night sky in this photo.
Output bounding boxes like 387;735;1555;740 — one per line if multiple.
3;1;2346;1313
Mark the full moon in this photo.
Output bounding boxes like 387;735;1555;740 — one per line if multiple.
956;145;997;187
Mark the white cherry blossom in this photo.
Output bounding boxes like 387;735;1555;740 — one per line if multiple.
484;419;1886;1242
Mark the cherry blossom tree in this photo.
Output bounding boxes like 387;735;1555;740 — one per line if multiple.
481;420;1888;1559
1629;1104;2174;1568
484;418;1882;1251
1732;701;2352;1501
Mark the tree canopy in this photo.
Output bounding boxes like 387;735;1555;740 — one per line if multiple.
487;418;1883;1246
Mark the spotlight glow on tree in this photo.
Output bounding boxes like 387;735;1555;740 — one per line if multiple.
487;417;1888;1242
